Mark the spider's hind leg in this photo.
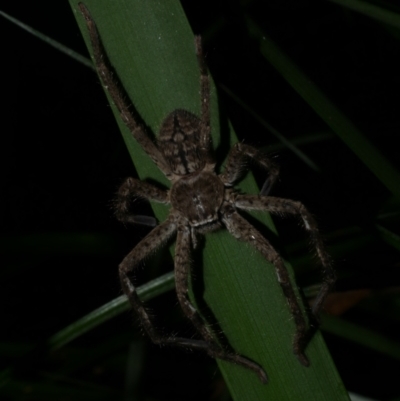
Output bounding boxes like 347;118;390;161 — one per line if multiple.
234;194;336;318
222;204;311;366
119;212;268;383
174;225;269;383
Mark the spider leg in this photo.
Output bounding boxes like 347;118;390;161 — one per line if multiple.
194;36;214;167
234;194;335;317
219;143;279;194
78;3;172;178
114;177;168;225
119;215;177;343
174;225;268;383
120;218;267;383
222;204;310;366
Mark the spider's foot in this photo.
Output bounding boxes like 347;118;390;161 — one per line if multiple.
233;354;269;384
128;215;158;227
260;177;273;196
295;351;310;367
257;367;269;384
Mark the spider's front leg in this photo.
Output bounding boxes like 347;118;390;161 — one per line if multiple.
174;225;269;383
194;36;214;168
234;194;336;317
78;3;172;178
219;143;279;195
221;204;311;366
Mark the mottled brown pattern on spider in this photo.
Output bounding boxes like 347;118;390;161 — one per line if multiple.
158;110;206;175
79;2;335;384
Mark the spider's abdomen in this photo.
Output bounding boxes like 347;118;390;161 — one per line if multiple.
170;171;224;227
157;110;205;175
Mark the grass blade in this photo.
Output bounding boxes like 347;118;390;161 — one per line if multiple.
247;18;400;199
48;272;175;350
0;10;93;68
328;0;400;29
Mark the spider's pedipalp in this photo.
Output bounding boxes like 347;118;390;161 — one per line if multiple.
220;143;279;191
114;177;169;225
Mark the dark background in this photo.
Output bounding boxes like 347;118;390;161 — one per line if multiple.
1;1;400;400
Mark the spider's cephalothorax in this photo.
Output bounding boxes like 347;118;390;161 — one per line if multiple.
158;110;208;175
157;109;225;230
79;3;336;384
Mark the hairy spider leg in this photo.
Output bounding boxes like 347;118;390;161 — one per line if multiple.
194;36;214;169
221;203;310;366
78;3;172;178
234;195;335;317
219;144;335;361
231;194;336;358
119;216;176;337
175;225;269;383
118;213;267;383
